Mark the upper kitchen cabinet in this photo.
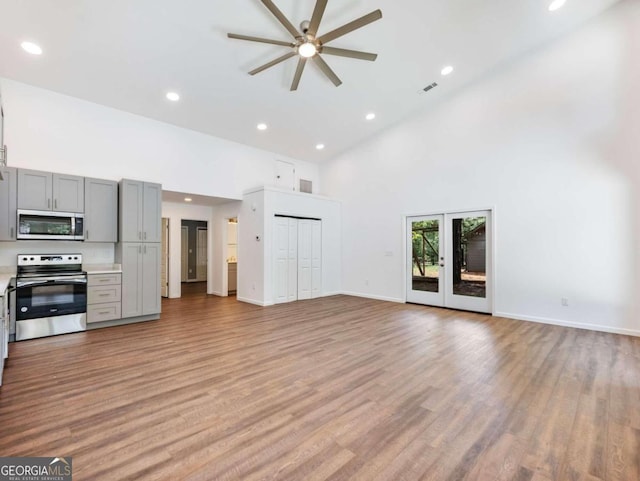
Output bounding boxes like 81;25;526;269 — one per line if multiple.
17;169;84;213
119;179;162;243
84;177;118;243
0;166;17;241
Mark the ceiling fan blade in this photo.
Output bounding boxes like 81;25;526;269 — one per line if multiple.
320;46;377;61
307;0;328;37
228;33;295;48
318;9;382;45
291;58;307;91
249;52;297;75
313;55;342;87
260;0;301;39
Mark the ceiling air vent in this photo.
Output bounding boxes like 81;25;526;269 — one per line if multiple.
300;179;313;194
423;82;438;93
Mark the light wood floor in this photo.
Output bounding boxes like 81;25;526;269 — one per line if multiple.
1;295;639;481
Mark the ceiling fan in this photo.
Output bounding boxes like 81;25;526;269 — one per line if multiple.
227;0;382;91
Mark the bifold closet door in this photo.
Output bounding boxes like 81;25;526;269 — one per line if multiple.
273;217;322;304
274;217;298;304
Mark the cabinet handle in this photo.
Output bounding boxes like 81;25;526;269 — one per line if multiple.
138;231;142;240
99;293;110;297
54;199;58;209
86;230;89;241
144;231;147;240
10;227;14;239
99;279;109;282
98;311;111;315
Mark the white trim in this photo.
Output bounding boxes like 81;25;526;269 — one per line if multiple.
342;291;404;304
210;290;226;297
494;311;640;338
321;291;342;298
243;185;341;204
237;296;274;307
404;206;496;218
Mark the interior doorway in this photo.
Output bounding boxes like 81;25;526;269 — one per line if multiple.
161;218;169;298
181;220;208;295
406;210;493;313
227;218;237;295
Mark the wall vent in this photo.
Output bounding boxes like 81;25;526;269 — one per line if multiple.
300;179;313;194
423;82;438;93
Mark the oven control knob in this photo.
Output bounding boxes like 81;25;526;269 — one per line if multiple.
30;257;35;261
22;257;27;261
21;307;28;313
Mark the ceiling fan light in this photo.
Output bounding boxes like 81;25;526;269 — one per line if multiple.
298;42;317;58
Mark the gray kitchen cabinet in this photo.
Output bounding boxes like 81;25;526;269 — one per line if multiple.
119;179;161;242
142;182;162;243
0;166;17;241
52;173;84;212
84;177;117;242
17;169;84;212
142;243;162;314
117;242;161;318
17;169;52;210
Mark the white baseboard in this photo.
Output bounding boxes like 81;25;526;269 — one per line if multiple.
210;290;226;297
341;291;404;304
494;311;640;338
237;296;274;307
321;292;343;298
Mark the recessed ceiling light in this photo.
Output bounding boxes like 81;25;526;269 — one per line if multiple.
441;65;454;76
166;92;180;102
316;144;325;150
21;41;42;55
366;113;376;121
184;197;192;202
548;0;566;11
257;123;268;131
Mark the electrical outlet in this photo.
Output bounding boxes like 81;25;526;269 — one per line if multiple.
561;298;569;307
384;251;393;257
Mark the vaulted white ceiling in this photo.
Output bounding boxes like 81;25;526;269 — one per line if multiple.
0;0;620;162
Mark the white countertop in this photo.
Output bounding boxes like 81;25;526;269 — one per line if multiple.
84;264;122;274
0;268;16;296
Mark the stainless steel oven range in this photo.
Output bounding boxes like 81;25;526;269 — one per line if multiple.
12;254;87;341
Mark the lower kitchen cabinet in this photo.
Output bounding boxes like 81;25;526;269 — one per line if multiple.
116;243;161;318
87;273;122;323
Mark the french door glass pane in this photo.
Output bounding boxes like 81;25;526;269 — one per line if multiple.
411;219;439;293
452;216;487;298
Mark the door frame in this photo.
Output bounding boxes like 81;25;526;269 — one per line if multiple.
403;206;496;314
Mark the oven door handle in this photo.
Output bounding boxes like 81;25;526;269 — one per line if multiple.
17;278;88;288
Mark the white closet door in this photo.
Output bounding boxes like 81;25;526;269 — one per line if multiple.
273;217;290;304
297;219;313;300
311;220;322;298
287;218;298;302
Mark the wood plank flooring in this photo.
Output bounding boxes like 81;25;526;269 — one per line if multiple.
0;294;639;480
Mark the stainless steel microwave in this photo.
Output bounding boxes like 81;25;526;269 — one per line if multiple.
17;209;85;240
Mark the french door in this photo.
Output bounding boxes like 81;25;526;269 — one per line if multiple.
406;210;492;313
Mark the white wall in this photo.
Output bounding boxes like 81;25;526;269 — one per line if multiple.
161;201;214;298
237;191;265;305
321;0;639;336
0;78;320;199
